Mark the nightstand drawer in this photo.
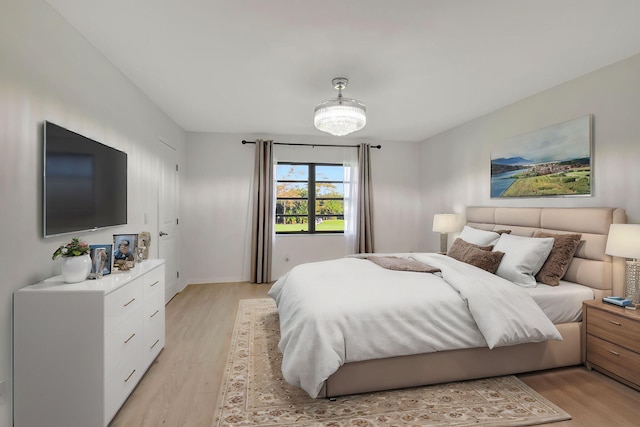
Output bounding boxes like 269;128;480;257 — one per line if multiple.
587;308;640;353
587;334;640;387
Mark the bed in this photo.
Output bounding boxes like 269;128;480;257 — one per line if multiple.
269;206;626;398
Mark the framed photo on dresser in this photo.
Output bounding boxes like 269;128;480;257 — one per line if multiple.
112;234;137;271
89;244;112;278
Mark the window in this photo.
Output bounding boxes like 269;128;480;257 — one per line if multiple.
275;163;345;233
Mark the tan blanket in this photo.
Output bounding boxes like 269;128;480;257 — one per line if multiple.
366;256;441;273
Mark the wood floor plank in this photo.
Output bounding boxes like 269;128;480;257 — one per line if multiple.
109;282;640;426
519;367;640;426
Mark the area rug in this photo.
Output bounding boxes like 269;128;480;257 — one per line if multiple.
213;298;571;426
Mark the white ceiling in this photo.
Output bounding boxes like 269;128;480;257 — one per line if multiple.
45;0;640;142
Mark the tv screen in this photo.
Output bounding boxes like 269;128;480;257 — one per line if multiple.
44;121;127;237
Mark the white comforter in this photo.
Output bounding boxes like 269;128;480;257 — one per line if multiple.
268;253;562;398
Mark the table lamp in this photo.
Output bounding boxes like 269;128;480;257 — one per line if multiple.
605;224;640;303
432;214;459;253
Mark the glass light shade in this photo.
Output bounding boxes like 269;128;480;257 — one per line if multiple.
432;214;459;233
314;98;366;136
605;224;640;259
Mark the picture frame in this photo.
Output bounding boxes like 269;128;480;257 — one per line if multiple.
490;115;592;198
89;244;112;278
112;234;138;271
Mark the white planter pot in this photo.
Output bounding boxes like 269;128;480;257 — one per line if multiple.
61;254;91;283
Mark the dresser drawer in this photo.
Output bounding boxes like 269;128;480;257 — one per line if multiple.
144;267;164;302
144;278;163;303
143;291;164;329
587;308;640;353
144;311;165;362
587;334;640;387
104;355;143;425
105;278;144;333
105;309;144;376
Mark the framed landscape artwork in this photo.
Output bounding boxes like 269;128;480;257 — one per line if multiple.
491;115;592;198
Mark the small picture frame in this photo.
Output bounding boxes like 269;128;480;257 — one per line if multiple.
89;244;112;278
112;234;138;271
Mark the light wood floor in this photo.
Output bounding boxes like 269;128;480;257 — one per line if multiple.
109;282;640;427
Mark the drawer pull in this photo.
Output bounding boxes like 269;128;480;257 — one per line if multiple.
124;369;136;382
150;310;160;318
124;298;136;307
124;333;136;344
608;320;622;326
150;280;160;287
607;350;620;356
150;339;160;349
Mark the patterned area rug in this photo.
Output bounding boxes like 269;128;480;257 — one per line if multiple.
213;298;571;426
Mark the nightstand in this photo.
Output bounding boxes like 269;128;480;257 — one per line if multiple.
583;300;640;391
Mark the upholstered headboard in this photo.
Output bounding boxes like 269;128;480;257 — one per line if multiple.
465;207;626;298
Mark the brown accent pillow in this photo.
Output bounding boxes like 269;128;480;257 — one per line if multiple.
448;237;493;255
447;238;505;274
367;256;441;273
533;231;582;286
495;229;512;235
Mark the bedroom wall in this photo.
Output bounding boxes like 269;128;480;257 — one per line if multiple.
182;132;421;284
418;53;640;252
0;1;186;425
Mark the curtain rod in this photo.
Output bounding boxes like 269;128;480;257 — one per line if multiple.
241;140;381;149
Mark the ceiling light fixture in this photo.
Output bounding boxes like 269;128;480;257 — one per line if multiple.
314;77;366;136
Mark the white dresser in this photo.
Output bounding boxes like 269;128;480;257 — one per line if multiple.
13;259;166;427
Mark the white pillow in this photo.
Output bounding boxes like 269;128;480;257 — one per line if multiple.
492;234;554;287
458;226;500;246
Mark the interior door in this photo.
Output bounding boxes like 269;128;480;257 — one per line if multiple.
158;140;179;303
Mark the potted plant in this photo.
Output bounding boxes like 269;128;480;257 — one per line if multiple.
52;237;92;283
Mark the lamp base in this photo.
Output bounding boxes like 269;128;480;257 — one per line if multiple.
625;260;640;303
439;234;448;254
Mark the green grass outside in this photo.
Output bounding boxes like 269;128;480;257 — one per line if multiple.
275;219;344;233
317;219;344;231
502;170;590;197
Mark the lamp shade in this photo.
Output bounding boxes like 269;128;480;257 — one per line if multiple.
433;214;459;233
605;224;640;259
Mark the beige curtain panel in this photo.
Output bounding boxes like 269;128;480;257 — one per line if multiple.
356;143;374;253
250;140;274;283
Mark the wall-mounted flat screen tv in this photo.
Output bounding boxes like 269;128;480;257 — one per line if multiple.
44;121;127;237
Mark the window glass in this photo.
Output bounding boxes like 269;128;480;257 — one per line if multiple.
276;164;308;181
276;162;345;234
276;183;308;198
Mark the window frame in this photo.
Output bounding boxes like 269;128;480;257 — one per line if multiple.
275;162;345;234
